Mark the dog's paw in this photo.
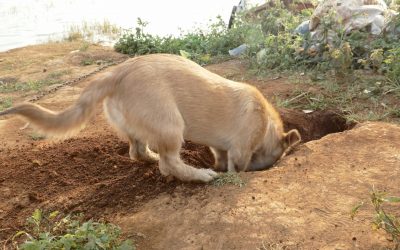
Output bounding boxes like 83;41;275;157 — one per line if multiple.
194;168;219;183
144;151;160;163
158;165;170;177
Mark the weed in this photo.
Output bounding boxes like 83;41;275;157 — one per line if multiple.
212;172;246;187
0;97;12;111
79;41;90;52
258;241;293;250
0;78;59;93
351;188;400;249
47;70;71;79
11;209;135;250
81;58;95;66
29;132;46;141
0;70;70;93
64;20;122;42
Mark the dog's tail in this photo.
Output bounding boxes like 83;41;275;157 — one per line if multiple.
0;72;116;138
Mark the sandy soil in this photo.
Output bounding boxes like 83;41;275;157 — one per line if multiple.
0;42;399;249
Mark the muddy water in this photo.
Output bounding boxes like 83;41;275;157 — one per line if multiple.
0;0;237;52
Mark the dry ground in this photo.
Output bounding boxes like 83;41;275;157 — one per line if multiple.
0;42;399;249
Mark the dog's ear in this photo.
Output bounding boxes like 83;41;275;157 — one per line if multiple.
284;129;301;149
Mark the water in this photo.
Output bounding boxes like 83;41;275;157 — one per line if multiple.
0;0;238;52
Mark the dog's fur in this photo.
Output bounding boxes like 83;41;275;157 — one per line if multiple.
0;54;301;182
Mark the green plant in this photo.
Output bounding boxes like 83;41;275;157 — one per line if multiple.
115;17;247;64
81;59;95;66
247;3;400;87
0;78;58;93
0;97;12;111
79;42;90;52
351;188;400;249
212;172;245;187
12;209;135;250
384;48;400;86
64;20;122;42
29;132;46;141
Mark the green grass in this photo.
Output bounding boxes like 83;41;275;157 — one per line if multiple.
0;97;12;111
81;58;95;66
212;172;246;187
0;79;57;93
64;20;122;42
29;132;46;141
47;69;71;79
0;70;70;93
12;209;135;250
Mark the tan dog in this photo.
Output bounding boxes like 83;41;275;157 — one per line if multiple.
0;54;300;182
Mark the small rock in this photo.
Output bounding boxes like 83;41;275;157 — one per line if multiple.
32;159;41;167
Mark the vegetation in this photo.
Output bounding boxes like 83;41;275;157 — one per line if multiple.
0;70;70;94
212;172;246;187
113;2;400;123
351;188;400;249
29;132;46;141
64;20;122;43
11;209;135;250
0;97;12;111
115;17;248;64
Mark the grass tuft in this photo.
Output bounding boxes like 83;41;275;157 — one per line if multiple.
0;97;12;111
212;172;246;187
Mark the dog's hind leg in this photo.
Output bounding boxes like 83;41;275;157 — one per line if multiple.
103;99;158;163
127;136;159;163
210;147;228;172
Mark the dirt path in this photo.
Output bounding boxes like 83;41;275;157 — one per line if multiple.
0;44;399;249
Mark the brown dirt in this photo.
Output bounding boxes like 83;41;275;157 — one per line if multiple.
0;44;399;249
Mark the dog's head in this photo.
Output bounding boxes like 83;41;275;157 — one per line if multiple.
248;129;301;171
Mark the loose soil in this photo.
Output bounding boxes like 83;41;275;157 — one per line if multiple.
0;42;399;249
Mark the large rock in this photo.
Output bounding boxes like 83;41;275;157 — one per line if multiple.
115;122;400;250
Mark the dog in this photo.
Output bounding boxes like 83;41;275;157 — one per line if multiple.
0;54;301;182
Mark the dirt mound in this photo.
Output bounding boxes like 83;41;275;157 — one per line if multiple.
115;122;400;250
0;135;213;240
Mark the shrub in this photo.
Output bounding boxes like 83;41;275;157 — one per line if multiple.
115;17;247;64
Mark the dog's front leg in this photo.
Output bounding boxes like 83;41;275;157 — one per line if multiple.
227;149;252;172
157;139;218;182
210;147;228;172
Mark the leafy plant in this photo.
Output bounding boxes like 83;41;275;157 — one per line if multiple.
351;188;400;249
12;209;135;250
115;17;247;64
